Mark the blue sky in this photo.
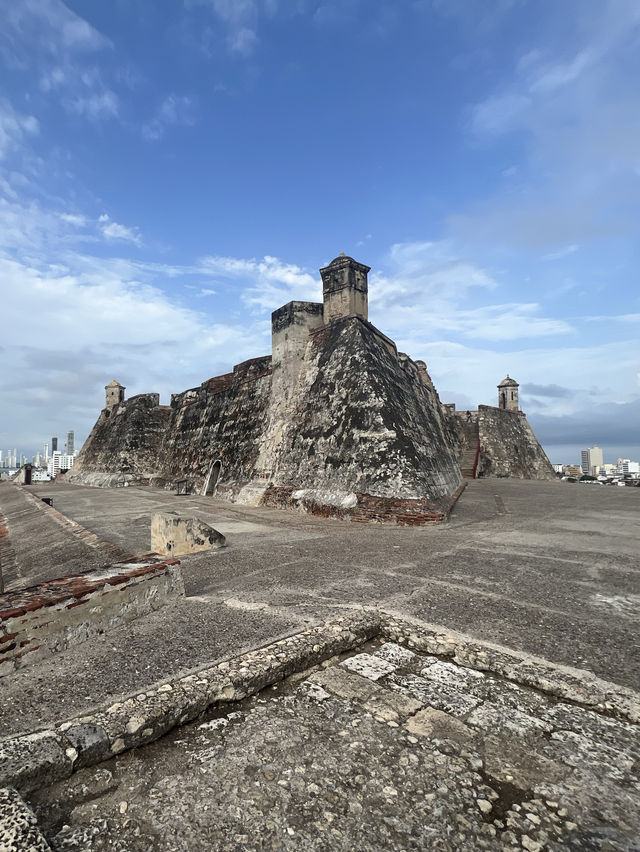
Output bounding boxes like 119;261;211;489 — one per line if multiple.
1;0;639;465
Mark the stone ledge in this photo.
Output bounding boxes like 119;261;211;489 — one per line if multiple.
0;610;637;795
0;556;183;677
0;611;381;793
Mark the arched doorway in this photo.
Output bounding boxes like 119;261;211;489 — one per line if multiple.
500;392;506;409
204;460;222;496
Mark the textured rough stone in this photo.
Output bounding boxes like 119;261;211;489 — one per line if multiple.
66;393;170;487
30;638;640;851
150;512;225;556
0;731;73;792
64;257;469;523
340;652;396;681
0;787;51;851
473;406;555;479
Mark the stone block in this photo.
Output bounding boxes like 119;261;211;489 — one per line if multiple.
151;513;226;556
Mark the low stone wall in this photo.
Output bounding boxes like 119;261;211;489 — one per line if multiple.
0;611;637;796
0;557;183;678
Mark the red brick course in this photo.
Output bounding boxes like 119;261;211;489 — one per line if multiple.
0;555;182;676
0;557;179;624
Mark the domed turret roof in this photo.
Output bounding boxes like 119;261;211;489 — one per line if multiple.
106;379;124;388
498;375;519;387
327;252;356;265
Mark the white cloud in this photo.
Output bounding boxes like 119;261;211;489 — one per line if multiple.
542;244;579;261
456;1;640;252
60;213;87;227
67;89;119;119
142;95;197;141
200;253;319;309
187;0;265;54
470;93;530;138
0;243;268;450
98;214;142;246
1;0;110;64
0;100;39;160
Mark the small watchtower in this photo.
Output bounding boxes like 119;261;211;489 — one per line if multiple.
105;380;125;408
498;375;519;411
319;253;370;325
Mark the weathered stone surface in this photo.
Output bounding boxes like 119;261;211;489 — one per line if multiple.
405;707;474;742
0;557;184;676
30;638;640;852
263;317;463;515
475;406;555;479
0;787;52;851
64;256;470;523
66;393;169;487
340;652;396;681
0;731;73;792
150;512;225;556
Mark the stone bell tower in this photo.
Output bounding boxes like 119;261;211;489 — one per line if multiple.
319;253;370;325
105;380;125;409
498;375;519;411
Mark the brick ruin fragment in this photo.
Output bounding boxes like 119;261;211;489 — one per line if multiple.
67;253;554;522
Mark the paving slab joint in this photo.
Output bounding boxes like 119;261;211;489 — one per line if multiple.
378;609;640;724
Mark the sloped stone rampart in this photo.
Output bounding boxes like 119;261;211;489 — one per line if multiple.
66;393;170;486
476;406;555;479
0;557;183;678
267;318;462;508
156;356;273;496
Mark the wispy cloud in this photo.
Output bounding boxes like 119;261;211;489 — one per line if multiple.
186;0;281;54
1;1;119;124
200;254;319;308
98;214;142;246
0;99;39;160
142;95;197;141
456;0;640;251
67;89;119;120
543;244;579;261
1;0;110;66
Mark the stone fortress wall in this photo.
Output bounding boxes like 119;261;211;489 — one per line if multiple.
67;252;554;521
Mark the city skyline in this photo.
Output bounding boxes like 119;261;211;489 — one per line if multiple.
0;1;638;463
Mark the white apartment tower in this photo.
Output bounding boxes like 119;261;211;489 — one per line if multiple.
581;446;603;476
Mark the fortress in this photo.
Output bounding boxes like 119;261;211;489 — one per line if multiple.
68;254;554;523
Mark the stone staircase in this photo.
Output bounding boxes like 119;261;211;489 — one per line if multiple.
459;420;480;478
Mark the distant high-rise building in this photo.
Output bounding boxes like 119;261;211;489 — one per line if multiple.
581;446;603;476
52;437;58;452
66;430;75;455
44;443;49;461
48;451;76;478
